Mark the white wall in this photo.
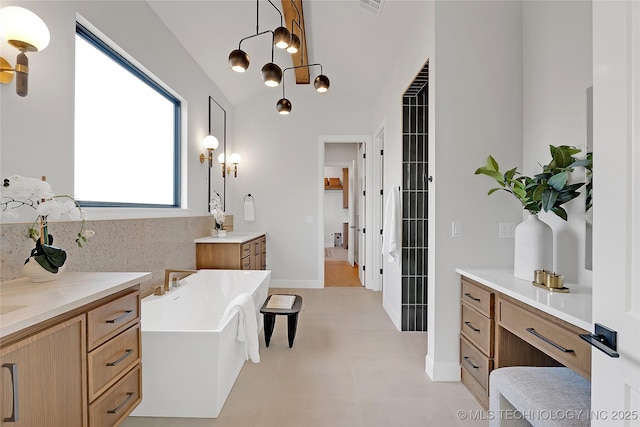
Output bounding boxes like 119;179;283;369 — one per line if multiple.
372;0;524;377
428;0;524;380
228;87;371;288
0;0;230;218
372;1;437;331
522;0;593;286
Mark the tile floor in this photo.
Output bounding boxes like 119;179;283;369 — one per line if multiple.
123;287;486;427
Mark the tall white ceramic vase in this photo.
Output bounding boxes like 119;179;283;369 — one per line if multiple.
514;213;553;281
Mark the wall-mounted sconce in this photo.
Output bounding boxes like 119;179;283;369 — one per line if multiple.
199;134;219;167
218;153;242;178
0;6;50;97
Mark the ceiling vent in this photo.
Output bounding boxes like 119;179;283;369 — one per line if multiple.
360;0;384;16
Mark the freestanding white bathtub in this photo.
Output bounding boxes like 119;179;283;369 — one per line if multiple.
130;269;270;418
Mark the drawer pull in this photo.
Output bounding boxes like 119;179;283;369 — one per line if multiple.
106;310;134;324
106;349;134;367
464;321;480;333
107;392;135;414
463;356;479;369
526;328;574;353
464;292;481;302
2;363;19;422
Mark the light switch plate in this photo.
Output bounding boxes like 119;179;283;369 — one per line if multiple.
452;221;462;237
499;222;516;238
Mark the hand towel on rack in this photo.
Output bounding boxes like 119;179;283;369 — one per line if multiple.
244;198;255;222
382;187;400;263
221;293;260;363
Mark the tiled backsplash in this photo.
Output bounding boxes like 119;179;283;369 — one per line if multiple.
1;216;212;295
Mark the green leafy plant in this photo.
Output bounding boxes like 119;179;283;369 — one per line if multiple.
475;145;592;221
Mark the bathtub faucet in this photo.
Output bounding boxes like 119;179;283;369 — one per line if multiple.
163;269;197;293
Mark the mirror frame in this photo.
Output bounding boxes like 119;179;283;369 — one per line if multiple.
208;96;227;210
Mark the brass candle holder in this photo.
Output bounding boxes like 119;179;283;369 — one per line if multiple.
532;270;570;293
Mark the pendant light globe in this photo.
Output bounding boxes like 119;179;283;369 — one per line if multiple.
262;62;282;87
314;74;330;93
273;26;291;49
228;49;250;72
286;33;300;54
276;98;292;115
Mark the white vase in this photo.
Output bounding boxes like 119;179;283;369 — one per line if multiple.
22;257;66;282
514;214;553;281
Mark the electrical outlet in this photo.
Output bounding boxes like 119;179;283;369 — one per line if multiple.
500;222;516;238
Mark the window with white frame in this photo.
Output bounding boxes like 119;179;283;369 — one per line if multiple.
74;22;181;207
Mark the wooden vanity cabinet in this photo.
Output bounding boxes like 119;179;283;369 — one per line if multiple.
1;316;87;427
86;289;142;427
459;277;495;409
196;234;267;270
0;285;142;427
458;274;592;410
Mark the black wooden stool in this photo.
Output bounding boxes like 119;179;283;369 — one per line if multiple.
259;294;302;348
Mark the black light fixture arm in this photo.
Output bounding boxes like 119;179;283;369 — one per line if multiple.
238;29;274;51
267;0;285;28
283;63;323;76
290;0;304;58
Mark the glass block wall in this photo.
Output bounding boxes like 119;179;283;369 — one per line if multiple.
401;62;429;331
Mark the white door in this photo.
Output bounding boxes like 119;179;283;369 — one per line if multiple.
347;160;355;266
358;143;366;286
591;2;640;424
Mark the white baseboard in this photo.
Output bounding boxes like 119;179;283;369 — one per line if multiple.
383;296;402;331
425;353;461;382
269;279;323;289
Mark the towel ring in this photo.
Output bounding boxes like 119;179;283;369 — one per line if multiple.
244;194;254;202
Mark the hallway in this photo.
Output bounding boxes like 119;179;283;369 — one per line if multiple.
324;247;361;287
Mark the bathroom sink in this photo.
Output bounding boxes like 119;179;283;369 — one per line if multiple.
0;304;27;315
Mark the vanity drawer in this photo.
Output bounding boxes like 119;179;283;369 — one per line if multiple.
461;278;494;318
87;290;140;351
497;297;591;379
460;336;493;392
88;323;141;402
241;242;252;258
89;363;141;427
241;256;252;270
461;303;494;357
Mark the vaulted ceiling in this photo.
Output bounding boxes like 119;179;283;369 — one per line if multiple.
147;0;427;106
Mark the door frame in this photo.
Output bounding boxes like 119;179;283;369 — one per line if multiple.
318;135;374;289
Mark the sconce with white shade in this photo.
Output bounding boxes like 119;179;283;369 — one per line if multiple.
218;152;241;178
0;6;50;97
199;134;219;167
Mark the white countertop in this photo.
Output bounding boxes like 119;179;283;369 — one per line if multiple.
0;272;152;339
456;268;592;331
194;232;265;244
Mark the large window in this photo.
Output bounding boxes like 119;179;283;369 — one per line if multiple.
75;22;181;207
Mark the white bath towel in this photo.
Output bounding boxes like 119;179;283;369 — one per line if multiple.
222;293;260;363
243;199;255;222
382;187;400;263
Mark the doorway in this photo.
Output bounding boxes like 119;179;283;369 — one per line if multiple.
323;144;361;287
317;135;379;289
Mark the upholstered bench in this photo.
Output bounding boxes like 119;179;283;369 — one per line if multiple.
489;367;591;427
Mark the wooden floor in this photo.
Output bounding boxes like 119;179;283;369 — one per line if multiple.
324;261;361;287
